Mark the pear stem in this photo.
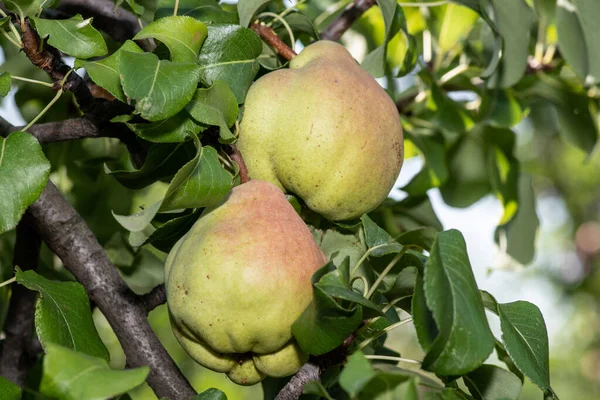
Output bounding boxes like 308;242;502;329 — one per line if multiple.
250;22;297;61
228;145;250;183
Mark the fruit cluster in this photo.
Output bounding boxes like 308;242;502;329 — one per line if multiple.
165;41;404;385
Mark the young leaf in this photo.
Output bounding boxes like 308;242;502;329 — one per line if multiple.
198;25;262;103
40;343;149;400
15;269;109;361
133;16;208;63
119;51;201;121
0;376;21;400
32;15;108;59
186;80;238;143
0;72;11;98
421;230;495;375
464;364;522;400
498;301;551;393
339;352;377;397
75;40;144;103
0;132;50;234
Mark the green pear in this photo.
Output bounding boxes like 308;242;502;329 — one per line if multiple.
165;180;327;385
237;40;404;221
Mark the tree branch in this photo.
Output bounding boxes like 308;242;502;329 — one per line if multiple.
251;22;297;61
320;0;376;42
140;284;166;313
0;217;42;387
274;363;320;400
27;183;195;399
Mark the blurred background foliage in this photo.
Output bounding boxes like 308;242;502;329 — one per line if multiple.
1;0;600;399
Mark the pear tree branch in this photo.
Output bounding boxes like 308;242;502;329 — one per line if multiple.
320;0;377;41
251;22;297;61
0;217;41;387
275;363;320;400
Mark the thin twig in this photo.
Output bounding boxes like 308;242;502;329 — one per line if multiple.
228;144;250;184
274;363;320;400
140;284;167;313
251;22;297;61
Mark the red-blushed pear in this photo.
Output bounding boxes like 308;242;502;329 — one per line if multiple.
165;180;327;385
237;40;404;221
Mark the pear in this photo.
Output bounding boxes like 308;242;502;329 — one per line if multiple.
237;40;404;221
165;180;327;385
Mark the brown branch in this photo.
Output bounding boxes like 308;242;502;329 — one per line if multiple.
27;182;195;399
275;363;320;400
0;217;42;387
320;0;377;42
140;284;166;313
251;22;297;61
19;18;133;123
228;144;250;184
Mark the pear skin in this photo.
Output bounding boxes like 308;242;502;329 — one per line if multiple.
165;180;327;384
237;40;404;220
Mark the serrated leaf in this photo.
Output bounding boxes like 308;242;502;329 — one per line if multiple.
0;132;50;234
120;51;201;121
15;269;109;361
134;16;207;63
340;352;376;397
498;301;551;392
0;72;11;98
186;80;238;143
32;15;107;59
127;110;205;143
292;262;363;355
75;40;144;103
421;230;494;375
40;343;149;400
464;364;522;400
238;0;271;27
198;24;262;103
0;376;21;400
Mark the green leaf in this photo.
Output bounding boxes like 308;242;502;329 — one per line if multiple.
4;0;42;19
155;0;238;23
133;16;207;63
0;72;11;98
126;110;205;143
0;132;51;234
75;40;144;103
193;388;228;400
412;272;438;352
198;25;262;103
487;0;535;87
435;3;479;52
292;262;363;355
361;0;405;78
401;133;448;195
32;15;108;59
303;381;334;400
142;209;201;252
495;174;539;265
186;80;238;143
421;230;494;375
357;367;415;399
392;377;419;400
317;284;384;316
238;0;271;27
120;51;201;121
15;269;110;361
498;301;551;392
340;352;377;397
0;376;21;400
556;0;588;81
464;364;522;400
114;138;232;232
106;142;192;190
481;90;528;128
361;214;403;256
570;0;600;84
40;343;149;400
